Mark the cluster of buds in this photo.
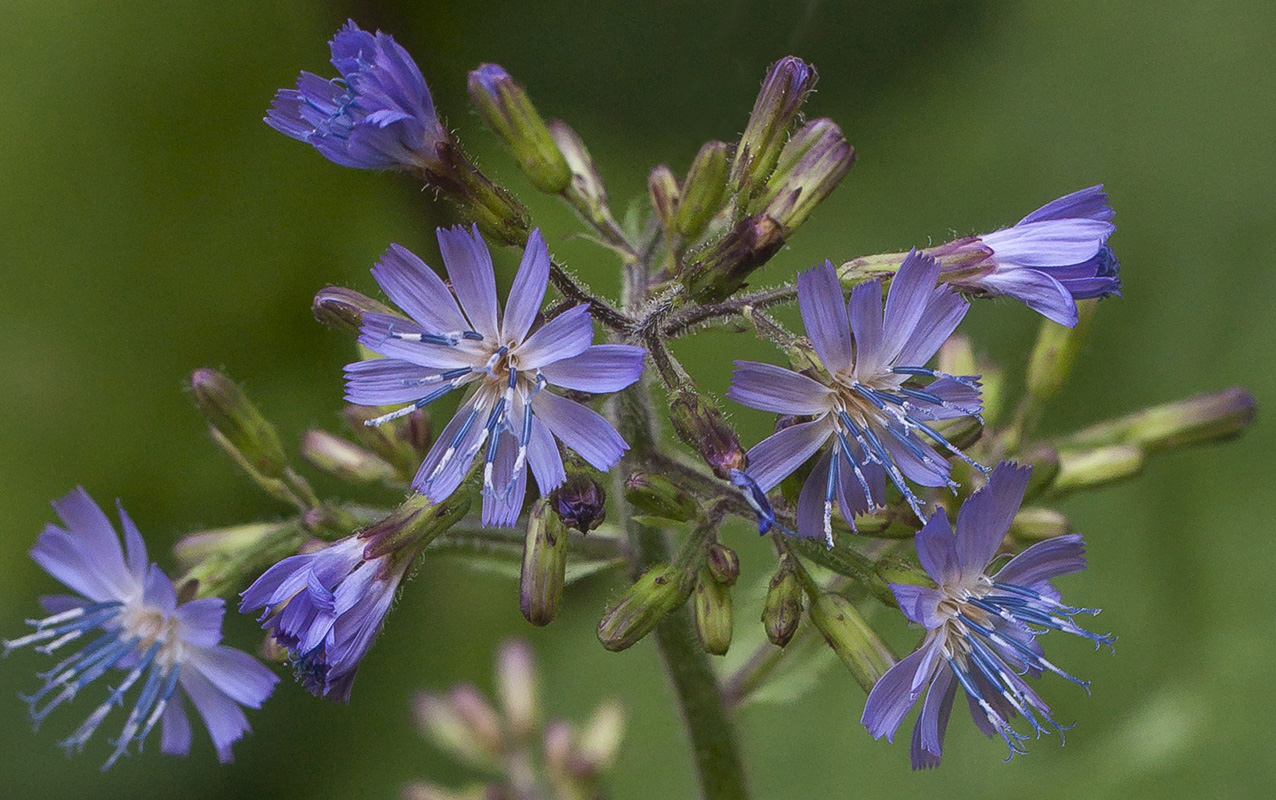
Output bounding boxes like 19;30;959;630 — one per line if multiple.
406;640;626;800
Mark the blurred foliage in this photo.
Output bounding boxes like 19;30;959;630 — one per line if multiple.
1;1;1272;798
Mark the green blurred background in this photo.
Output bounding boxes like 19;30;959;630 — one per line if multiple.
3;1;1272;797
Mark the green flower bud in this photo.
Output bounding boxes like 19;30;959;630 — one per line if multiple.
1051;444;1144;497
344;404;432;481
668;388;747;479
547;119;617;231
173;521;306;600
300;430;398;485
1058;387;1257;454
648;164;680;229
1020;446;1061;501
732;57;817;195
468;64;572;194
1010;506;1073;542
808;593;894;693
674;141;730;239
694;567;733;656
705;543;740;586
758;118;854;234
597;566;692;652
190;368;288;479
681;212;786;302
624;472;700;523
312;286;396;337
520;499;569;626
762;557;803;647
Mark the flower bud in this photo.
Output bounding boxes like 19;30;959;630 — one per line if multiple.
520;499;569;626
1060;387;1257;455
732;57;817;194
681;212;786;302
312;286;396;337
173;521;306;600
496;638;539;738
705;543;740;586
190;368;288;479
300;430;398;485
694;568;733;656
758;118;854;234
1026;300;1096;401
668;389;747;479
623;472;700;523
1020;446;1061;501
674;141;730;239
808;592;894;693
597;565;692;652
1051;444;1144;497
413;689;502;771
762;557;803;647
344;405;432;480
362;492;468;561
1009;506;1073;542
648;164;680;229
468;64;572;194
576;699;626;773
550;472;607;534
548;119;616;229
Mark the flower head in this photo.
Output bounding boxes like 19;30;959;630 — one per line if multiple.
934;185;1119;327
727;253;985;543
5;489;278;768
266;20;448;171
345;225;645;526
861;463;1114;769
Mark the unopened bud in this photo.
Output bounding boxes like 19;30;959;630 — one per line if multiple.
542;719;576;777
174;521;305;600
190;369;288;479
648;164;680;229
758;118;854;234
496;638;540;738
762;557;803;647
345;405;432;479
576;699;626;772
808;593;894;693
694;568;733;656
1026;300;1096;400
674;141;731;239
624;472;699;522
597;566;692;652
550;472;607;533
1020;446;1061;501
300;430;398;484
413;689;501;771
521;499;569;626
1051;444;1144;497
733;57;817;194
1060;387;1257;454
936;334;977;377
705;543;740;586
681;213;786;302
468;64;572;194
548;120;614;226
668;389;747;479
313;286;396;337
1010;507;1073;542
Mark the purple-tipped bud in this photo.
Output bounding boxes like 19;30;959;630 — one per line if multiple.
648;164;680;228
1009;506;1073;542
675;141;731;239
759;118;854;234
190;368;288;479
808;593;894;693
520;499;569;626
550;472;608;534
597;566;693;652
668;389;748;479
547;119;616;231
1061;387;1258;454
468;64;572;194
624;472;700;523
694;567;733;656
705;543;740;586
313;286;397;337
762;557;803;647
681;212;786;302
301;430;398;485
733;57;818;193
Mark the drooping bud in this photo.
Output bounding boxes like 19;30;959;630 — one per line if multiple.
624;472;700;523
1010;507;1073;542
312;286;397;337
597;565;693;652
1058;387;1258;454
190;368;289;479
413;689;502;771
808;592;894;693
674;141;731;239
648;164;680;229
548;119;618;232
762;557;803;647
520;499;569;626
757;118;854;234
705;543;740;586
668;388;747;479
300;430;398;485
1050;444;1144;497
468;64;572;194
681;212;786;302
1026;300;1097;401
496;638;540;738
694;567;733;656
550;472;607;533
732;57;818;195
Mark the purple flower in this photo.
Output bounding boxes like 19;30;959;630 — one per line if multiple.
861;463;1114;769
727;253;985;543
240;535;404;702
933;185;1119;327
266;20;448;171
4;489;278;768
345;225;645;526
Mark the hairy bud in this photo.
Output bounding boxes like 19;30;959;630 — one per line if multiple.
1059;387;1258;454
361;493;468;561
732;57;817;194
705;543;740;586
758;118;854;234
694;568;733;655
648;164;680;229
668;389;747;479
597;566;692;652
548;119;619;235
312;286;396;337
762;557;803;647
808;593;894;693
675;141;730;239
468;64;572;194
190;368;288;480
520;499;569;626
681;212;786;302
550;472;607;533
624;472;700;522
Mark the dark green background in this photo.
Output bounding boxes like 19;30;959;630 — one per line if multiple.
2;1;1271;797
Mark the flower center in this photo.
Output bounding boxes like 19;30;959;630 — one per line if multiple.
119;603;184;670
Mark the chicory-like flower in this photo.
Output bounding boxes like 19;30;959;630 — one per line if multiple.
861;463;1114;768
345;225;645;526
727;252;984;542
5;489;278;768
